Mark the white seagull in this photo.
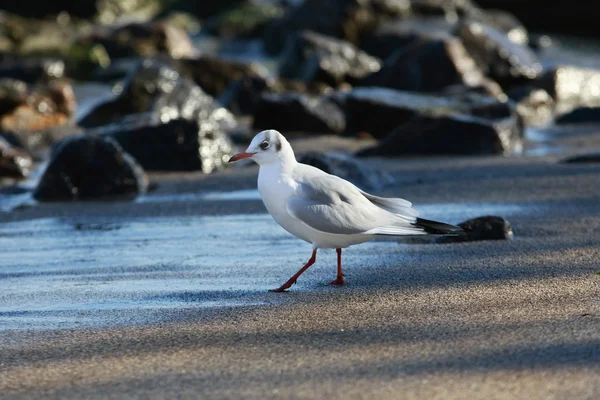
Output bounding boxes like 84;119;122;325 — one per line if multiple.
229;130;461;292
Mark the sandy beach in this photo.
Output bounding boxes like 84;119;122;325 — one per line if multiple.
2;134;599;399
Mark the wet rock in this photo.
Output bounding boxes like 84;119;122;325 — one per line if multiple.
0;56;65;84
279;31;381;87
359;17;454;59
33;135;147;201
410;0;474;18
0;78;74;133
178;56;269;98
0;136;33;179
89;114;233;173
555;107;600;125
204;2;284;39
560;153;600;164
79;60;236;132
539;66;600;114
509;86;554;127
299;152;393;190
357;113;521;156
74;21;196;61
263;0;375;55
360;37;493;93
253;92;346;134
442;216;514;242
457;21;543;87
341;86;513;139
467;8;529;45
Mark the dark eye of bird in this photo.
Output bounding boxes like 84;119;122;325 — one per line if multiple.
260;141;269;150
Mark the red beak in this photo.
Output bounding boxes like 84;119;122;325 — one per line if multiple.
228;152;257;163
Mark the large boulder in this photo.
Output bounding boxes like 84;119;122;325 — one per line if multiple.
0;78;75;133
89;115;233;173
34;135;147;201
341;86;514;138
457;21;543;87
555;107;600;125
538;66;600;114
359;37;495;93
357;112;521;156
0;136;32;179
467;8;529;46
252;92;346;134
279;31;381;87
359;17;454;59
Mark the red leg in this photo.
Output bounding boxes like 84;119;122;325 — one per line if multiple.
269;249;317;292
330;248;345;286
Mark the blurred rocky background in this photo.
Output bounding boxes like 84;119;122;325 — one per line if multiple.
1;0;599;201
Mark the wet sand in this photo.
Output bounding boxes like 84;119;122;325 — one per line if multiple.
1;135;600;399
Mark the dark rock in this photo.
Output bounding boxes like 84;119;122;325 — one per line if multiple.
560;154;600;164
253;92;346;134
299;152;393;190
279;31;381;87
0;56;65;84
33;135;147;201
410;0;475;18
539;67;600;115
178;56;269;98
509;86;554;127
359;17;454;59
460;216;514;241
79;60;236;132
467;8;528;45
262;0;374;55
170;0;246;19
74;21;196;61
360;37;494;93
0;136;33;179
204;2;284;39
341;86;514;139
88;114;233;173
0;78;73;133
457;21;543;87
555;107;600;125
357;113;521;156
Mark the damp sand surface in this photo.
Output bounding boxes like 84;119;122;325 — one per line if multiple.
1;136;600;399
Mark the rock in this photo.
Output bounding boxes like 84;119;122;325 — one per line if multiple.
357;113;521;156
359;17;454;59
158;11;201;35
178;56;269;98
467;8;529;45
410;0;475;18
0;136;33;179
279;31;381;87
509;86;554;127
204;2;284;39
89;114;233;173
33;135;147;201
341;86;514;139
457;21;543;87
79;60;236;132
0;56;65;84
450;216;514;241
171;0;246;19
299;152;393;190
560;153;600;164
555;107;600;125
359;37;494;93
252;92;346;134
539;67;600;115
74;21;196;61
0;78;74;133
262;0;374;55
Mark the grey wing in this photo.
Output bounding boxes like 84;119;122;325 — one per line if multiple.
286;173;423;235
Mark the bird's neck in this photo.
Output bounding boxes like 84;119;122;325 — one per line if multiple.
261;151;297;177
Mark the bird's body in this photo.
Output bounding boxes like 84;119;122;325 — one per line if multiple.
229;130;462;291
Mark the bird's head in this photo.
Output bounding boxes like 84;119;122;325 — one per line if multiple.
228;129;294;166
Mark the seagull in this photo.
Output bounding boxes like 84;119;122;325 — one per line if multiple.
229;129;462;292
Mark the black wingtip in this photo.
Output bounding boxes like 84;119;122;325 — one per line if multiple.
414;218;463;235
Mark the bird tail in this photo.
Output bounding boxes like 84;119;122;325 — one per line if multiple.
413;218;463;235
